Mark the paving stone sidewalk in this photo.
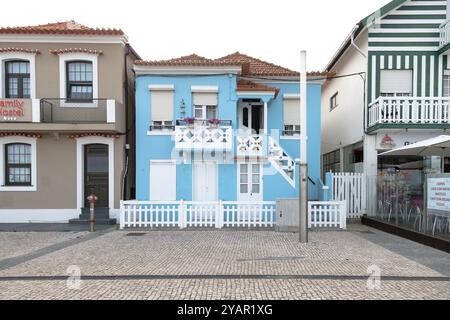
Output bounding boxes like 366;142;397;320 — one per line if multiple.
0;224;448;300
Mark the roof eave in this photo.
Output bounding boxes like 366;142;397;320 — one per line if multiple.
133;65;242;76
324;0;409;72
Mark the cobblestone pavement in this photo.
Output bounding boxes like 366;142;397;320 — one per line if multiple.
0;224;449;300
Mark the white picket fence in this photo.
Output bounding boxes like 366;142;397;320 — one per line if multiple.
120;201;277;229
308;201;347;229
331;173;366;218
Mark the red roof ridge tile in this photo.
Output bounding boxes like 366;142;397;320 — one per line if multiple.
135;53;242;67
0;20;125;36
0;48;40;54
49;48;103;55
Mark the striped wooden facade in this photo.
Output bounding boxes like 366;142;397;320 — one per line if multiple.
367;0;448;103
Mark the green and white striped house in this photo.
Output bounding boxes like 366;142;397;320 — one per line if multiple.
367;0;450;131
321;0;450;179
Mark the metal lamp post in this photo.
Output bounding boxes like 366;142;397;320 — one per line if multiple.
299;51;308;243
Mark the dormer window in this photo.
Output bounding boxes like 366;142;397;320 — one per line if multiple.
66;61;93;101
5;60;30;99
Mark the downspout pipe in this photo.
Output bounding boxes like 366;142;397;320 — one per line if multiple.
350;24;370;135
121;44;132;201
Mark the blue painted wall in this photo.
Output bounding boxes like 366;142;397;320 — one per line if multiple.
135;74;322;202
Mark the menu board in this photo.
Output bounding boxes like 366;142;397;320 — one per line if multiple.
427;178;450;216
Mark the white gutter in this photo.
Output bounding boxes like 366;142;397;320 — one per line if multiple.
350;24;366;59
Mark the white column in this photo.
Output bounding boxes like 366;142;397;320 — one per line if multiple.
106;99;116;123
363;134;378;215
31;99;40;123
264;101;268;135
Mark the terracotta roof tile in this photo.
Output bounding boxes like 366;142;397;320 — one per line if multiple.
135;52;335;79
50;48;103;55
134;54;241;67
0;20;124;36
215;52;299;77
237;80;279;96
0;48;40;54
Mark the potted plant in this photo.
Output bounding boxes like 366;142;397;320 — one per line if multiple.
183;117;195;127
207;118;221;128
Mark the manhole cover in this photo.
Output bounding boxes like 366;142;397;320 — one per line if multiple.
126;232;147;237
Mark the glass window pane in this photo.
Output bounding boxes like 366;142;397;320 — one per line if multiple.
252;184;260;193
252;174;259;183
252;164;260;174
240;174;248;184
240;164;248;173
240;184;248;194
206;106;217;119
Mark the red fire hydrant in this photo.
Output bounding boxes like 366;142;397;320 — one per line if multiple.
87;194;98;232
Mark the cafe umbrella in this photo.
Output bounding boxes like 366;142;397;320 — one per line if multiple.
380;135;450;173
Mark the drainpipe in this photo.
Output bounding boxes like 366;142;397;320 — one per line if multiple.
121;44;132;201
350;24;370;136
350;24;366;59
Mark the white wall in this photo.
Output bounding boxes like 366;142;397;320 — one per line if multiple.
321;30;368;156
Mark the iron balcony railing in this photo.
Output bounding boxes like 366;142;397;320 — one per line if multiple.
40;98;112;123
175;119;232;127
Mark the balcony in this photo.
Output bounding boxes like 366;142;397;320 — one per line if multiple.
440;19;450;48
236;135;264;157
0;98;123;132
174;119;233;151
368;97;450;131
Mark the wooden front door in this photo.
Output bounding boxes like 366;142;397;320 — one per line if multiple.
84;144;109;208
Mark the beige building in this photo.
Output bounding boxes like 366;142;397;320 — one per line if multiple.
0;21;139;223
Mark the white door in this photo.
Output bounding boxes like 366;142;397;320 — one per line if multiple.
238;163;262;201
193;162;218;201
149;161;176;200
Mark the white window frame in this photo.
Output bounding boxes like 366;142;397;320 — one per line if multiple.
330;92;338;111
237;162;263;201
0;52;36;99
193;104;217;120
59;53;98;107
443;70;450;97
0;136;37;192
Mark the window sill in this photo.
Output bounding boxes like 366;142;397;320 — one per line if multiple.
281;136;301;140
0;185;36;192
147;131;174;136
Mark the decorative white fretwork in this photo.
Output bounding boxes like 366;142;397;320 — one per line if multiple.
268;137;296;187
175;125;233;150
236;135;264;156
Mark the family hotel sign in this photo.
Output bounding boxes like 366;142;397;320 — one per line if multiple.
0;99;32;122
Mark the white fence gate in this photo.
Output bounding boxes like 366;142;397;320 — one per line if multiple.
120;201;277;229
308;201;347;229
331;173;366;218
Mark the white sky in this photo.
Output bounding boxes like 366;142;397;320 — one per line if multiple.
0;0;390;71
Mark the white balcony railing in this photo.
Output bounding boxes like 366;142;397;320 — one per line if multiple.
439;19;450;47
236;134;264;156
368;97;450;128
174;125;233;150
